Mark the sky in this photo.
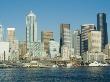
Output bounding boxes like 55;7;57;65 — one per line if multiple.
0;0;110;42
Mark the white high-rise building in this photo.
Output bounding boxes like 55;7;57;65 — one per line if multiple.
26;11;37;53
0;42;9;61
48;39;59;58
0;25;3;41
88;31;102;52
61;45;70;60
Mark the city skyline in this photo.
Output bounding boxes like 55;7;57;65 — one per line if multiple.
0;0;110;41
0;1;110;82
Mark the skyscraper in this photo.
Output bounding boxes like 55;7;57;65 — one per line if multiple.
97;13;108;49
48;39;59;58
81;24;96;55
7;28;15;42
26;11;37;52
72;30;81;56
88;31;102;52
86;31;107;63
7;27;19;61
0;25;3;41
60;24;71;53
41;31;53;54
0;42;9;61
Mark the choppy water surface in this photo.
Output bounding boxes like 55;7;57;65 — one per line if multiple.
0;67;110;82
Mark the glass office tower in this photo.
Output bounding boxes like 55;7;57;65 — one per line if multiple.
97;13;108;49
26;11;37;52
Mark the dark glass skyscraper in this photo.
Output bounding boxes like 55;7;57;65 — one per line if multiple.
81;24;96;55
97;13;108;49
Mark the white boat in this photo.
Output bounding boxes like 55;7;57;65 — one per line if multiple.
52;65;58;68
23;63;30;67
89;61;102;66
66;63;73;68
89;61;110;66
101;63;110;66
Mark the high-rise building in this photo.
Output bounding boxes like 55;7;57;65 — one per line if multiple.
72;30;81;56
83;31;107;63
7;28;15;42
41;31;53;54
60;24;71;53
7;28;19;62
7;27;16;51
26;11;37;52
88;31;102;52
0;42;9;61
0;25;3;41
48;39;59;58
97;13;108;49
81;24;96;55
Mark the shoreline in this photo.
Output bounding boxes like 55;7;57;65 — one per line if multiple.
0;65;110;69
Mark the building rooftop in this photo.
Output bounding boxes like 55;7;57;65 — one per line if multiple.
81;24;95;27
27;10;36;16
7;28;15;30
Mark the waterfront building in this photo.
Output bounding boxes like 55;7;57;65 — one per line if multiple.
61;45;70;60
48;39;59;58
97;13;108;50
41;31;53;54
19;41;27;60
60;24;71;53
72;30;81;56
0;42;9;61
30;41;44;59
88;31;102;52
26;11;37;53
81;24;96;56
9;40;19;62
11;40;19;50
0;25;3;41
84;51;108;63
83;31;106;63
104;44;110;59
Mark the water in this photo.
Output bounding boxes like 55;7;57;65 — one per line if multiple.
0;67;110;82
